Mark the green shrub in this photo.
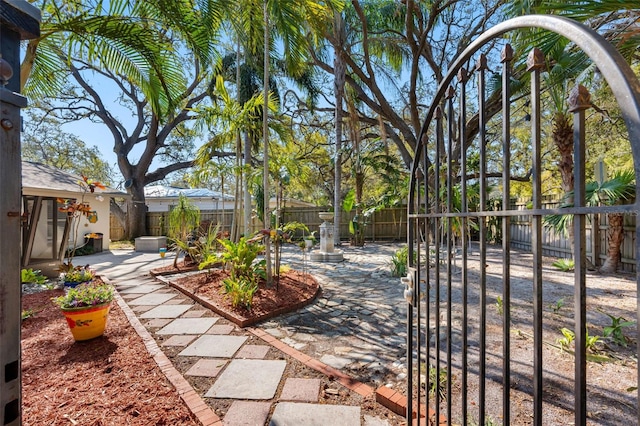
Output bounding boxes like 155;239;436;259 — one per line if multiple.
390;246;415;277
223;276;258;310
552;258;574;272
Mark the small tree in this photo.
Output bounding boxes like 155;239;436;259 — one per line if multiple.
168;194;200;268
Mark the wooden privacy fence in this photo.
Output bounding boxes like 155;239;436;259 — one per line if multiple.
109;203;636;271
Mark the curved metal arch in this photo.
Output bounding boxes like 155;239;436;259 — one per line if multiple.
408;14;640;211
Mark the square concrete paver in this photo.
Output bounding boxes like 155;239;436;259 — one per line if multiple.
204;359;286;399
279;378;321;402
161;335;196;346
235;345;270;359
118;284;164;294
178;335;247;357
145;318;172;328
156;318;218;335
269;402;360;426
206;324;235;335
121;293;144;300
139;304;193;319
128;293;176;306
185;359;227;377
131;305;154;313
223;401;271;426
180;309;207;318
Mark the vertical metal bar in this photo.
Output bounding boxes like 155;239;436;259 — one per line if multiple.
527;48;545;426
501;44;513;425
434;106;443;424
445;86;455;424
569;85;590;426
423;134;431;421
406;208;414;425
457;67;469;426
476;54;488;426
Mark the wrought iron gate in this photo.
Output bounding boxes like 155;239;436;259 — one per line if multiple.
406;15;640;426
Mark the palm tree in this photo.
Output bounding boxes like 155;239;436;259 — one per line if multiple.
22;0;222;118
544;170;635;273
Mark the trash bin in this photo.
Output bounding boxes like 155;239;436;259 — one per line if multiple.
84;233;104;253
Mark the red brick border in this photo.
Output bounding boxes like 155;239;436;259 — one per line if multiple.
110;279;222;426
374;386;447;425
159;275;321;328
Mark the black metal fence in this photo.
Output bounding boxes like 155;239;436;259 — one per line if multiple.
406;15;640;426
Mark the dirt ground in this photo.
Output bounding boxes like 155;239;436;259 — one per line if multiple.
423;245;638;425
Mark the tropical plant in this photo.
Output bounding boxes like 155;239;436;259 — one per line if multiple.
217;236;265;282
602;313;635;347
390;246;415;277
544;170;635;273
551;298;565;314
552;258;574;272
21;268;46;285
60;265;95;286
57;176;106;272
52;281;114;310
168;194;201;268
223;276;258;310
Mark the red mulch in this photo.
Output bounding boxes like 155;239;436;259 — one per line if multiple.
171;269;320;327
21;290;199;426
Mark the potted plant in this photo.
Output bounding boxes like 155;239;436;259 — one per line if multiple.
57;176;106;275
52;281;114;341
60;265;95;288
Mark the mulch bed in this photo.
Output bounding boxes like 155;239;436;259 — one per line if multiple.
167;269;320;327
21;290;199;426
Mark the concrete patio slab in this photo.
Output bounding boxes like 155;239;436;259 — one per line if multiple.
144;318;172;328
139;304;193;319
178;335;247;357
128;293;176;306
235;345;270;359
223;401;271;426
204;359;286;399
206;324;235;335
156;318;218;335
279;378;321;402
185;359;227;377
180;309;207;318
160;335;196;347
118;284;164;294
269;402;361;426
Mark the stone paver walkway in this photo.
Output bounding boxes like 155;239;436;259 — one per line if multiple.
90;245;412;425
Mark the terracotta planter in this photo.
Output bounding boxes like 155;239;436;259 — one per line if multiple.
61;302;111;341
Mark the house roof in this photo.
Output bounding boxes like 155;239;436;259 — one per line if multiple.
144;185;234;200
21;161;127;198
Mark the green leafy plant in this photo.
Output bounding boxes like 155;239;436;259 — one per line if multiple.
223;276;258;310
61;265;95;285
56;176;106;273
168;193;201;268
551;298;565;314
390;246;415;277
21;309;36;321
552;258;574;272
427;365;448;401
21;268;46;285
557;327;601;353
52;281;114;310
495;296;503;316
217;236;265;280
557;327;575;351
603;313;635;347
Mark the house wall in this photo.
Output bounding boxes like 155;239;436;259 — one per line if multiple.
146;198;235;212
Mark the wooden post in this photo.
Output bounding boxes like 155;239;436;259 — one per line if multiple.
0;2;40;425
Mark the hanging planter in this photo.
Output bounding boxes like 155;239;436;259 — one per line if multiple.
52;281;114;341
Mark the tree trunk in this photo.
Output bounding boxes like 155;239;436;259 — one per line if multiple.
125;182;147;239
600;213;624;273
553;112;576;257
